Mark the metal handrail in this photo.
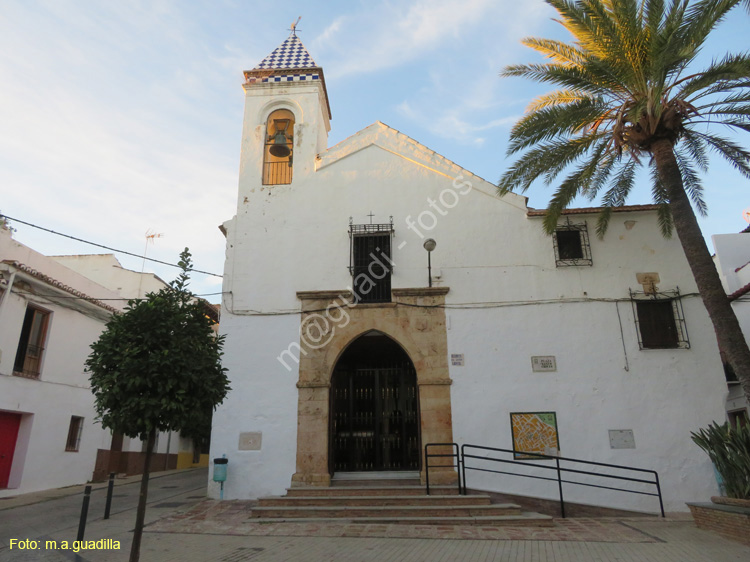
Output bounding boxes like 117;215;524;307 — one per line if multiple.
424;443;462;496
424;442;664;518
461;444;664;518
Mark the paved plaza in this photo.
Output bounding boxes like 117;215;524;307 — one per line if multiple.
1;468;749;561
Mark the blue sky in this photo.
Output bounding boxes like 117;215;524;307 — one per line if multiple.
1;0;747;302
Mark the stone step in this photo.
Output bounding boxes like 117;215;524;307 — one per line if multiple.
250;504;523;519
286;485;460;497
258;494;492;508
250;513;554;526
331;479;422;487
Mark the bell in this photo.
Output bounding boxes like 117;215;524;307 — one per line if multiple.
269;131;291;158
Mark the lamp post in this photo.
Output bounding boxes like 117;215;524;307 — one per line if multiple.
423;238;436;287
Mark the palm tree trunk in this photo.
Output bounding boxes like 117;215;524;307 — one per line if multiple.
652;138;750;406
129;428;155;562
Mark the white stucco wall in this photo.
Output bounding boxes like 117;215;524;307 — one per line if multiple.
713;233;750;293
211;80;728;513
51;254;168;299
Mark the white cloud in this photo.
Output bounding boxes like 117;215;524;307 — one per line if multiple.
312;0;551;79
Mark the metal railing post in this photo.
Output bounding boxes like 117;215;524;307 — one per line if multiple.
654;472;665;517
425;445;431;496
555;457;566;518
77;485;91;541
104;472;115;519
461;445;467;496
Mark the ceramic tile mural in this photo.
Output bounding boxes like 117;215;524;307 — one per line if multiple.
510;412;559;459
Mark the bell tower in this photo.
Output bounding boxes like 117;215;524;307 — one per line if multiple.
237;31;331;201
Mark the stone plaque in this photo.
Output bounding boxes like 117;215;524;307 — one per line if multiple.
609;429;636;449
238;432;262;451
531;356;557;372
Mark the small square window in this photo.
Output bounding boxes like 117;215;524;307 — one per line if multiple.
553;222;592;266
631;289;689;349
65;416;84;452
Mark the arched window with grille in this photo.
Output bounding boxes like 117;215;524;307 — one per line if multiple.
262;109;295;185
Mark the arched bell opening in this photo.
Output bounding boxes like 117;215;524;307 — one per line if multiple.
328;331;421;474
262;108;295;185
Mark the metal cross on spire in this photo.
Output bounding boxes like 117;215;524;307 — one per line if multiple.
367;211;375;224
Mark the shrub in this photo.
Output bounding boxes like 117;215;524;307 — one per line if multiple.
691;421;750;500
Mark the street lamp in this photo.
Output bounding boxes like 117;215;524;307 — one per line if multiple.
423;238;436;287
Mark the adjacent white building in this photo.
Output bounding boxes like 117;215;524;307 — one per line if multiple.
0;228;212;496
712;230;750;425
210;33;728;513
0;226;120;496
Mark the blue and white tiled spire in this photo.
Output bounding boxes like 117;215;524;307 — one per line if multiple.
253;33;318;70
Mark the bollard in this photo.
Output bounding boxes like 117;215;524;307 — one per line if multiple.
103;472;115;519
77;485;92;542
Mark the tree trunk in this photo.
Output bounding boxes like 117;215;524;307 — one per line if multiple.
652;137;750;406
129;429;155;562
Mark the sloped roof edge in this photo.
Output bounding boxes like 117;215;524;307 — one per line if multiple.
318;121;485;181
316;122;527;210
2;260;119;313
527;204;661;217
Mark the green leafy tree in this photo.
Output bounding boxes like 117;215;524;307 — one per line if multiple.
86;249;229;562
498;0;750;404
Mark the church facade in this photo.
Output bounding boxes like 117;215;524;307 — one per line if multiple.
210;33;727;513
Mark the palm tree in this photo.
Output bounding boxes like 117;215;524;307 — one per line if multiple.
498;0;750;404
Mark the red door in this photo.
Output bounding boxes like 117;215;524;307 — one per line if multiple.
0;412;22;488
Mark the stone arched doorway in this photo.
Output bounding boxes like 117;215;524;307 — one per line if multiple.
291;287;456;488
329;332;420;473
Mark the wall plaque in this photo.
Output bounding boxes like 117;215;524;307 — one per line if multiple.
609;429;636;449
238;432;262;451
531;356;557;372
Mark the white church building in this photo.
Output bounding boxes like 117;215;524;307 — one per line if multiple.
210;32;728;513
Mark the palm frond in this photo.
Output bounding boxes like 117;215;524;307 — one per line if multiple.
649;165;674;236
692;131;750;178
678;131;709;170
526;90;592;112
676;53;750;100
596;160;638;237
502;62;630;99
542;135;612;183
499;134;608;195
681;0;741;59
521;37;587;65
676;148;708;216
508;98;611;153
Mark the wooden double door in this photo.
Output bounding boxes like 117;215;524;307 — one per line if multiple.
329;335;420;472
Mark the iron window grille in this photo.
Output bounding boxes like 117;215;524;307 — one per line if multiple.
349;218;394;304
553;220;592;267
630;288;690;350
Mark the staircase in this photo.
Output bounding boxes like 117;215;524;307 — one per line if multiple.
250;477;553;526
